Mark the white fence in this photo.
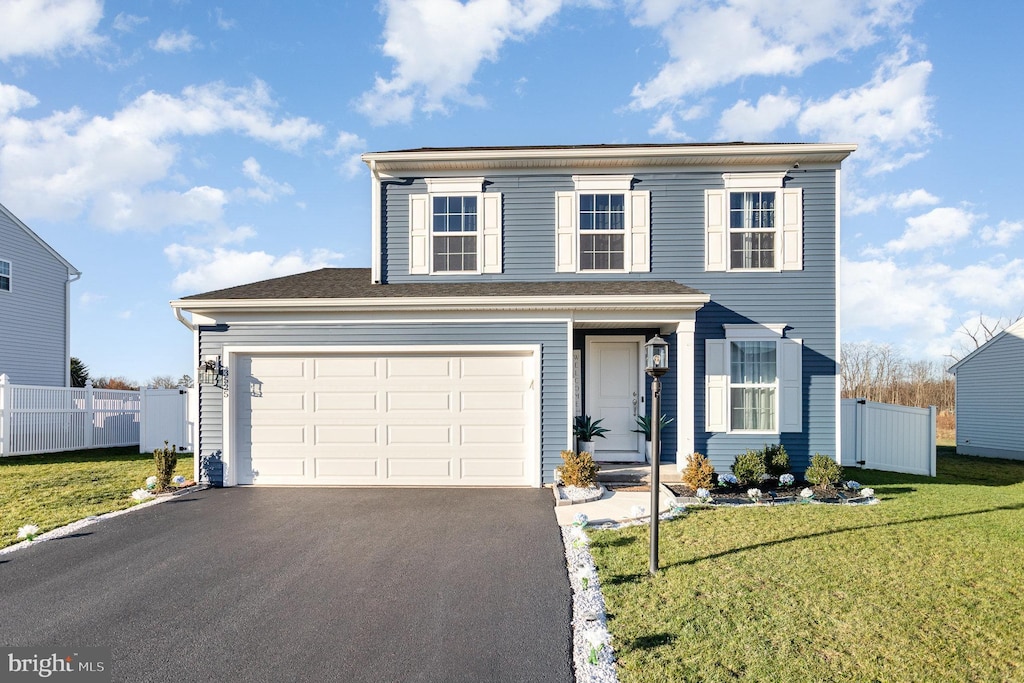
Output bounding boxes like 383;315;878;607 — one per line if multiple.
139;387;195;453
841;398;937;476
0;374;140;456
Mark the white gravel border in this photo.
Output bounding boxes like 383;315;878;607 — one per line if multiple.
0;485;207;556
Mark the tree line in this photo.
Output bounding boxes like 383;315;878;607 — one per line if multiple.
839;342;955;413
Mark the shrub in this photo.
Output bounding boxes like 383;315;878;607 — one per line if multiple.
154;441;178;492
682;452;715;490
731;449;767;485
560;450;600;488
764;443;789;477
805;453;843;491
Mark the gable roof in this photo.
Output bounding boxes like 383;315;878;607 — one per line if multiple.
949;317;1024;374
0;201;80;276
180;268;705;301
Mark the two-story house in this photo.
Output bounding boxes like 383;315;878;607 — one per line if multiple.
0;201;80;387
172;142;855;487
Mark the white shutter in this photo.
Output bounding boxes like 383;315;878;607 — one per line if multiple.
481;192;502;273
705;189;727;271
705;339;728;432
629;190;651;273
781;187;803;271
779;338;803;432
408;194;430;275
555;191;577;273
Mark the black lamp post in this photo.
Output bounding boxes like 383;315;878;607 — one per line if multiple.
644;334;669;575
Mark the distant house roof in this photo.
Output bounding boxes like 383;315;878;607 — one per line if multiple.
180;268;705;301
949;317;1024;374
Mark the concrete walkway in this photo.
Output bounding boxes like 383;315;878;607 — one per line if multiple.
553;485;677;526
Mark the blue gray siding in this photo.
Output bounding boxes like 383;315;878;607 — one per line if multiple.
198;321;570;482
381;169;838;472
954;326;1024;460
0;210;70;386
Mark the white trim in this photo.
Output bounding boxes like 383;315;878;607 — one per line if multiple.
572;174;634;191
221;344;543;488
723;172;786;189
567;319;575;452
675;318;696;467
425;176;485;194
369;160;382;283
0;201;80;277
723;323;786;339
192;326;201;483
834;167;842;462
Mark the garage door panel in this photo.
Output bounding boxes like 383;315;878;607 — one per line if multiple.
387;357;452;379
386;391;452;412
388;424;451;445
315;391;378;411
314;357;379;378
388;458;451;479
315;425;378;445
237;351;533;486
315;457;378;479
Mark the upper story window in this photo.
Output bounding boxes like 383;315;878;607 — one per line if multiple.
0;260;10;291
432;196;478;272
408;178;502;275
705;324;802;435
555;176;650;274
706;173;803;272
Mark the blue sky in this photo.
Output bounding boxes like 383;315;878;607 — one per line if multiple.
1;0;1022;383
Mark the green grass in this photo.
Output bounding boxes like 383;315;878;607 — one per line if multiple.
588;448;1024;682
0;447;194;549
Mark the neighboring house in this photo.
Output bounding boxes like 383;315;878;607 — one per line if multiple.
171;142;855;487
0;201;80;387
948;318;1024;460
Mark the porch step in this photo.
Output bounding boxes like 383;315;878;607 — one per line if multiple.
597;463;683;486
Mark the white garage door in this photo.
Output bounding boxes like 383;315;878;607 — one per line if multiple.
233;351;535;486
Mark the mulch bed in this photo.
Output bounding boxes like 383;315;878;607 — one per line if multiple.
667;483;857;505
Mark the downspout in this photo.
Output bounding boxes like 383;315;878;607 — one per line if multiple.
369;159;382;284
65;271;81;387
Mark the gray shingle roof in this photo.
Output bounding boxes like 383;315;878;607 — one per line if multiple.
180;268;705;300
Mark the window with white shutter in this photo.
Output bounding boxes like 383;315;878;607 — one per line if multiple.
554;176;650;273
408;177;502;275
706;173;803;272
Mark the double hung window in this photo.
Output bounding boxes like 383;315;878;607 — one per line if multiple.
0;260;10;291
730;340;777;431
729;191;776;269
578;193;625;270
432;196;477;272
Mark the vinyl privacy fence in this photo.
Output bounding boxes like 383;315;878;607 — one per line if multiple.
0;375;140;456
841;398;937;477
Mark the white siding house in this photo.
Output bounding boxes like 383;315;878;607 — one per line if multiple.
949;318;1024;460
0;202;80;386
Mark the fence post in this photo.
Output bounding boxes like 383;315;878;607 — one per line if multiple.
855;398;867;466
84;380;94;449
0;373;8;456
928;405;937;477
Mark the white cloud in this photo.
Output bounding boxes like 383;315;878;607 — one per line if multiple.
648;112;690;141
0;80;323;228
979;220;1024;248
848;187;940;216
358;0;564;124
628;0;914;110
883;206;979;253
0;83;38;116
240;157;294;202
78;291;106;306
151;29;200;53
329;130;368;178
841;256;1024;359
212;8;236;30
797;46;935;170
113;13;148;33
0;0;104;61
165;241;345;294
715;90;800;140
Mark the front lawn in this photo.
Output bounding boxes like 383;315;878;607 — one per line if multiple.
0;447;193;549
588;448;1024;682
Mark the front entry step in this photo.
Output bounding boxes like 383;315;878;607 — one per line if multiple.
597;463;683;485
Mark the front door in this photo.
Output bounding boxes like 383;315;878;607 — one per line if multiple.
586;336;644;463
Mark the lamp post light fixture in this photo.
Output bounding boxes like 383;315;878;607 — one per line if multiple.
644;334;670;575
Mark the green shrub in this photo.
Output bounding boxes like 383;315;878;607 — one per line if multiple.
154;441;178;492
805;453;843;490
682;452;715;490
560;450;600;488
732;449;767;485
764;443;790;477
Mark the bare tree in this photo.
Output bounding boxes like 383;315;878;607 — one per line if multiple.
840;341;954;413
92;376;140;390
948;312;1024;361
147;375;180;389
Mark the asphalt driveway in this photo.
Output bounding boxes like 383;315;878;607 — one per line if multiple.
0;488;573;682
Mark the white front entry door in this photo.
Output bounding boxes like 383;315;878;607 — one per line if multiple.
586;337;644;463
